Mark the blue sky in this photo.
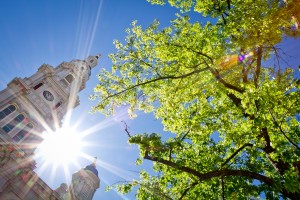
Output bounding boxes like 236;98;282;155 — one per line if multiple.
0;1;300;200
0;1;185;199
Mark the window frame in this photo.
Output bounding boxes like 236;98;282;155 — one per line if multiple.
33;82;43;90
65;74;74;84
2;113;26;133
12;123;34;143
0;104;17;121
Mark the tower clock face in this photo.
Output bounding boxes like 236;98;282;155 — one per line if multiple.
43;91;54;101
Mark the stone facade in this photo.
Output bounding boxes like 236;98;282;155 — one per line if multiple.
0;55;100;199
69;163;100;200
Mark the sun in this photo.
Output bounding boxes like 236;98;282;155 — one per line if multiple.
36;126;84;167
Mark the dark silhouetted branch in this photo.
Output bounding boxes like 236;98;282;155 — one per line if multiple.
178;181;199;200
254;46;263;88
221;143;254;167
103;66;210;101
209;68;245;93
144;151;274;186
171;43;214;64
268;109;300;151
222;176;225;200
260;127;275;153
121;121;132;138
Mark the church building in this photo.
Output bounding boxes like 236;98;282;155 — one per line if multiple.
0;55;101;199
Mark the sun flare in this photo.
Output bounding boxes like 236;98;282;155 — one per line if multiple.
37;126;84;167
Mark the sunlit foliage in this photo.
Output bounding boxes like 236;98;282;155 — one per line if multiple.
93;0;300;199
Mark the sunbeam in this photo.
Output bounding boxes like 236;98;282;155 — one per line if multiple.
78;118;117;138
81;154;139;181
62;163;72;184
74;0;104;58
101;177;132;200
86;0;103;56
63;79;84;127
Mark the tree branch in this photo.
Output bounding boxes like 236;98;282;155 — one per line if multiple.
265;153;289;175
226;93;254;119
132;54;162;77
226;0;231;9
171;43;214;64
279;100;298;126
267;109;300;151
227;93;241;107
144;151;274;186
209;68;245;93
259;126;289;175
222;176;225;200
121;121;131;138
221;14;227;25
173;154;297;199
254;46;263;88
242;58;255;83
180;129;191;141
139;182;173;200
178;181;199;200
103;66;210;101
221;143;254;167
260;127;275;153
168;148;172;161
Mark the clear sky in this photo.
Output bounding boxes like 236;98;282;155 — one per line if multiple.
0;1;300;200
0;1;185;199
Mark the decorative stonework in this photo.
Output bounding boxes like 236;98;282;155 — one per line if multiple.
0;55;100;200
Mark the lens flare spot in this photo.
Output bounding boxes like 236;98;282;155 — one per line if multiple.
238;54;245;61
217;55;238;70
36;127;84;167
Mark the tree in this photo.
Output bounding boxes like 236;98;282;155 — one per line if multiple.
92;0;300;199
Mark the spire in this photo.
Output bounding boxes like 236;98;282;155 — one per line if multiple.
84;157;99;177
86;54;101;68
70;157;100;200
64;53;100;92
93;157;97;166
95;54;101;59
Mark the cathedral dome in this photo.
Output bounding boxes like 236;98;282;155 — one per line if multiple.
84;163;98;177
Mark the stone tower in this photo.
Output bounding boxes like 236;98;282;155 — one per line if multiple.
69;158;100;200
0;55;100;199
0;54;100;154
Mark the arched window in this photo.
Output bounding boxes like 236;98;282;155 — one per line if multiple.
54;102;61;110
13;123;33;143
60;79;68;87
0;104;16;121
88;66;91;77
2;114;25;133
33;82;43;90
65;74;74;83
14;114;25;123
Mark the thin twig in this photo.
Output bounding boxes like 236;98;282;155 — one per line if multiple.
121;121;132;138
268;109;300;151
171;43;214;64
222;176;225;200
178;181;199;200
221;143;253;167
103;67;210;101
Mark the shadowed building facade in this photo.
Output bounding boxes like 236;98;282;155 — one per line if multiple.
69;160;100;200
54;161;100;200
0;55;100;199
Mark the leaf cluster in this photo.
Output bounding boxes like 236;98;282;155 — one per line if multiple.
93;0;300;199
